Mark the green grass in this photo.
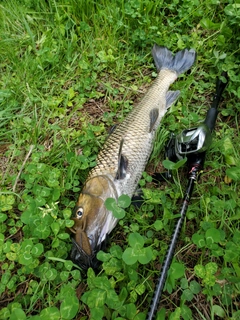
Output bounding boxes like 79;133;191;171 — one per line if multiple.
0;0;240;319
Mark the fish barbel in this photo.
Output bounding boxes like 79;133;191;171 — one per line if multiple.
69;44;196;270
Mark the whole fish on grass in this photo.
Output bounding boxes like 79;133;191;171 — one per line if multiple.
69;44;196;270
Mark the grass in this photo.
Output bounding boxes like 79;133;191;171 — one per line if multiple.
0;0;240;319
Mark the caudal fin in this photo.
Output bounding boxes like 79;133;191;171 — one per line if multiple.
152;44;196;75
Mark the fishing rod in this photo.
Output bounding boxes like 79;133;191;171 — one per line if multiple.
147;72;228;320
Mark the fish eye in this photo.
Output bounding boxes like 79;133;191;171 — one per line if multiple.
76;207;84;219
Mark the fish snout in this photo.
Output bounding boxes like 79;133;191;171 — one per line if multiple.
68;218;106;270
70;234;108;271
68;218;92;255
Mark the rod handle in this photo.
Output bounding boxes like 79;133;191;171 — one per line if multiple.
204;107;218;132
211;72;228;109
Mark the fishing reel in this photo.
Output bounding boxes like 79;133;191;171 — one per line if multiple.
166;72;228;163
166;123;212;162
156;72;228;182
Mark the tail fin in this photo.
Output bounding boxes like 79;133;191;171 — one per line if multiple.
152;44;196;75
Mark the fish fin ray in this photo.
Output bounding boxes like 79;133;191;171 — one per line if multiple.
149;108;159;132
166;90;180;109
116;139;128;180
108;124;117;135
152;45;196;75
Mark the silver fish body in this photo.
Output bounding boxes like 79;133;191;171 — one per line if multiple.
69;45;196;270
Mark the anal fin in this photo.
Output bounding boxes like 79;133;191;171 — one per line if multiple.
166;90;180;109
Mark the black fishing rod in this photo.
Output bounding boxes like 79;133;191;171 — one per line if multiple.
147;72;228;320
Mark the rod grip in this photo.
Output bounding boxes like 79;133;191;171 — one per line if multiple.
204;107;218;132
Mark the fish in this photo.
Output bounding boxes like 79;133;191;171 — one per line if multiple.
69;44;196;270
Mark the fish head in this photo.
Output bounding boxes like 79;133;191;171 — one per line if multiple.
69;175;118;270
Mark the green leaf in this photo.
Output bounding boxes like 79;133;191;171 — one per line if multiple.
93;276;112;290
200;17;219;30
90;307;105;320
224;4;240;18
205;228;221;246
118;194;131;208
60;295;79;319
128;233;144;249
194;265;205;278
20;240;33;254
126;303;137;319
182;288;194;301
205;262;218;275
110;245;123;259
51;222;60;236
33;217;51;239
105;197;126;219
71;269;81;280
9;308;26;320
180;278;188;290
192;233;206;248
162;158;187;170
40;307;60;320
153;220;163;231
226;167;240;181
58;232;70;240
52;188;61;201
1;270;11;285
173;157;187;170
82;288;106;308
138;247;153;264
189;280;201;294
106;288;121;309
0;213;7;222
0;194;15;211
32;243;44;257
97;250;111;262
60;271;69;282
212;305;225;318
122;248;138;265
45;268;58;281
35;196;46;206
19;252;33;265
135;283;146;295
224;242;239;262
0;308;10;320
102;257;122;275
180;305;192;320
170;262;185;279
169;307;181;320
162;159;176;170
0;233;5;252
64;260;73;271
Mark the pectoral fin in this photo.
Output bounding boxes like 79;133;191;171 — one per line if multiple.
149;108;159;132
116;139;128;180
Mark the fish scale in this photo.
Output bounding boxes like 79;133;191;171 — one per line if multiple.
69;45;196;270
88;70;178;197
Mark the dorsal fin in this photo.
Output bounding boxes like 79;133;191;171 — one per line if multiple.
115;139;128;180
149;108;159;132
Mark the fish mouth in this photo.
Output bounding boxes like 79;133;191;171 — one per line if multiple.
70;235;108;271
